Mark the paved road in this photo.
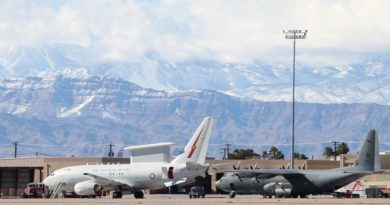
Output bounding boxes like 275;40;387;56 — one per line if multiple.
1;194;390;205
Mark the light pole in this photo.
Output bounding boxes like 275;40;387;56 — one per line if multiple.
283;29;307;169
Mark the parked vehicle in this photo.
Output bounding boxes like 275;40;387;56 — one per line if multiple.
22;183;49;198
365;184;390;198
379;186;390;198
189;186;205;198
365;187;382;198
333;181;362;198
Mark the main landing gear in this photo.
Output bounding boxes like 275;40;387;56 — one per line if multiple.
229;191;236;198
112;191;122;198
112;190;144;199
134;191;144;199
229;183;236;198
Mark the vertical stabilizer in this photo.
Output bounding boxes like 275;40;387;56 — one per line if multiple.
355;129;380;171
171;117;214;165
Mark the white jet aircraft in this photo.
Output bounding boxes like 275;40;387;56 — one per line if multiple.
42;117;214;198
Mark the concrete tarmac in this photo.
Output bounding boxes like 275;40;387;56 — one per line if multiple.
1;194;390;205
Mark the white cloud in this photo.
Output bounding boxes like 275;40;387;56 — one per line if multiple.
0;0;390;66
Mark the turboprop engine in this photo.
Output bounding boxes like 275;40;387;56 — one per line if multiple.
263;182;292;196
74;180;100;196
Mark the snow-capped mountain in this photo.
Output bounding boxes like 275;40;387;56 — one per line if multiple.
0;44;390;105
0;76;389;158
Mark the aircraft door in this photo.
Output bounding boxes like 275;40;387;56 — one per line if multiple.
168;167;174;179
230;183;235;190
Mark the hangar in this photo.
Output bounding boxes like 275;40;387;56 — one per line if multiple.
0;157;129;197
1;154;390;197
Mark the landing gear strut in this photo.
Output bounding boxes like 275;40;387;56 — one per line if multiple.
134;191;144;199
229;191;236;198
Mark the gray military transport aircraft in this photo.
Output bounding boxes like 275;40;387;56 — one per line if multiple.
216;129;382;198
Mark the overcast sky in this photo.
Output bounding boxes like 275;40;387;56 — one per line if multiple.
1;0;389;66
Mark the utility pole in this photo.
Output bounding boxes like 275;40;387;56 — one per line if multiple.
332;141;338;161
108;144;114;158
12;140;18;158
221;148;226;160
283;29;308;169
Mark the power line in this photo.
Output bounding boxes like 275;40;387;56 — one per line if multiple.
283;29;308;169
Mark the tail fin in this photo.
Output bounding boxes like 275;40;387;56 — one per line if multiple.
355;129;380;171
171;117;214;165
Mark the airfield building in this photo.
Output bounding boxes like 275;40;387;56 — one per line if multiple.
1;155;390;197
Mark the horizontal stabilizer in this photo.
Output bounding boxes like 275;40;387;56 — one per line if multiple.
186;161;208;171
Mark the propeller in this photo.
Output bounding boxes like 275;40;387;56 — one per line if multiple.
249;162;259;170
233;162;241;170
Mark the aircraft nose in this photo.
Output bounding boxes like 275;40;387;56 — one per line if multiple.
42;176;53;187
42;177;48;185
215;179;222;188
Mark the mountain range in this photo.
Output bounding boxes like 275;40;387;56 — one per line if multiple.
1;44;390;105
0;76;389;158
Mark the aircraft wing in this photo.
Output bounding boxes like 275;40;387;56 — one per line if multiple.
228;169;303;179
344;170;390;175
164;178;187;187
83;173;132;187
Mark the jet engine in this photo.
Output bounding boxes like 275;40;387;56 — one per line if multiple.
74;180;100;196
263;182;292;196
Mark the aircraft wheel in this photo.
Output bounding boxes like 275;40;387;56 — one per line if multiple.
112;191;118;198
379;191;386;198
112;191;122;199
229;191;236;198
134;191;144;199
